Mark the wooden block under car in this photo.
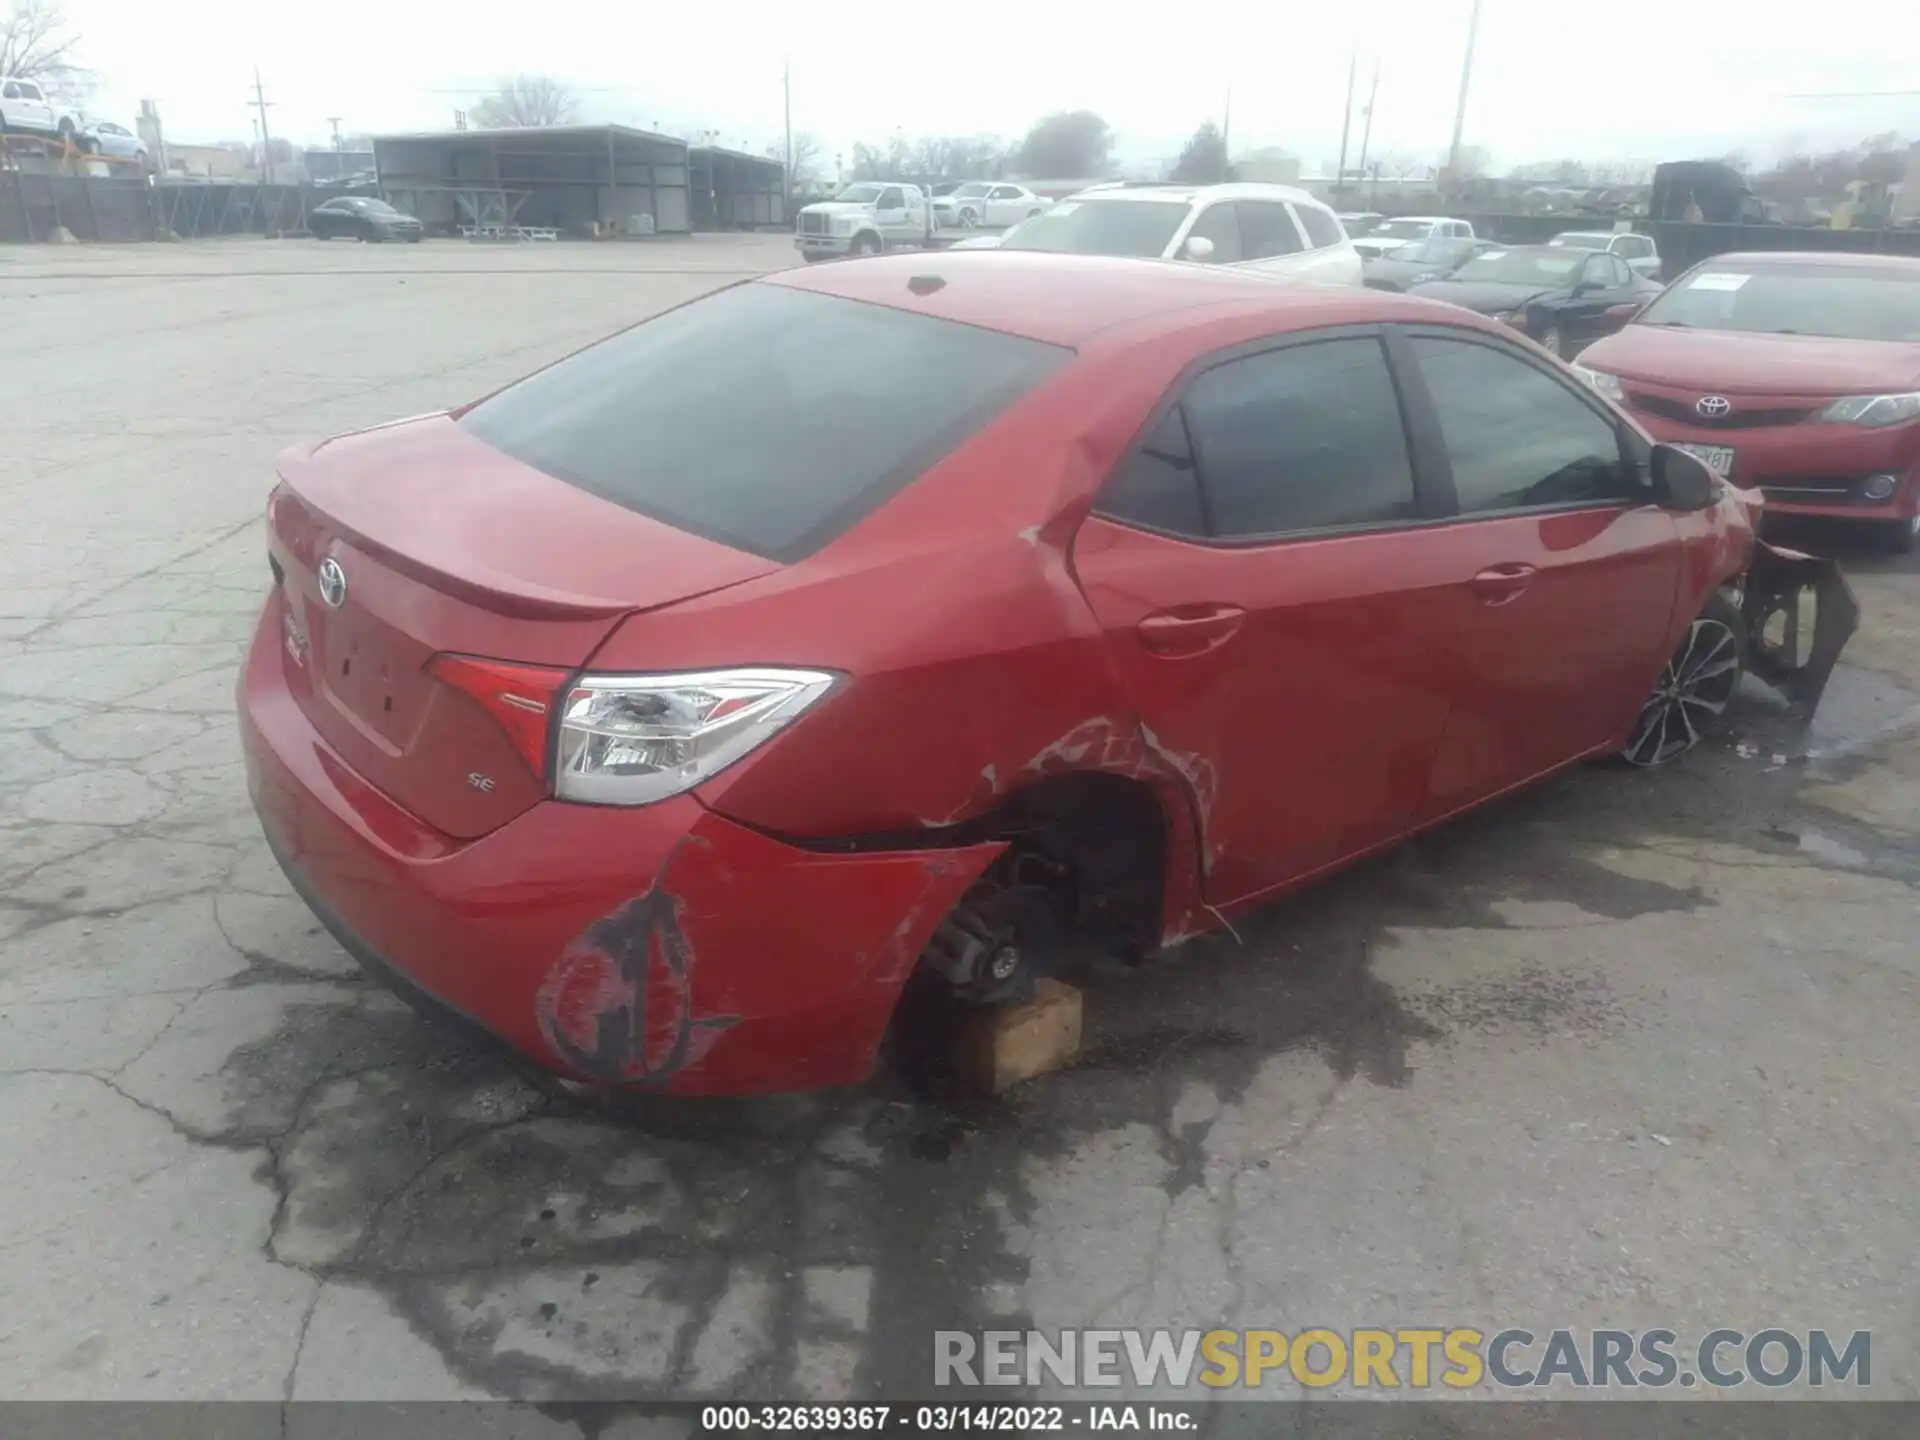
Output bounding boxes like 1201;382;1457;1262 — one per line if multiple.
956;979;1083;1095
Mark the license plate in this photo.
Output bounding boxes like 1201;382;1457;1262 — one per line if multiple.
1674;443;1734;476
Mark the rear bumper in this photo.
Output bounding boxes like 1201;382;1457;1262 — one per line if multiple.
238;603;1002;1094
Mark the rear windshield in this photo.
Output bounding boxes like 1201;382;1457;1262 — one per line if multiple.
1635;265;1920;342
998;198;1191;258
458;283;1070;561
1450;249;1583;285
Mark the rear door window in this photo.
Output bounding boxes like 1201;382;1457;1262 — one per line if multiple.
1295;204;1344;249
1182;337;1418;537
459;283;1070;561
1238;202;1305;258
1098;408;1206;536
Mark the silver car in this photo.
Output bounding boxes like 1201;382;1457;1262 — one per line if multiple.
82;120;147;165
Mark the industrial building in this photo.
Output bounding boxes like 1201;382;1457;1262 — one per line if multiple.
367;125;785;237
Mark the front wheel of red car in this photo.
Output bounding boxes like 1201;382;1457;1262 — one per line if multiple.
1622;594;1746;767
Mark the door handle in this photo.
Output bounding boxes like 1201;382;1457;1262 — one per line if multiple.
1137;605;1246;656
1470;563;1537;606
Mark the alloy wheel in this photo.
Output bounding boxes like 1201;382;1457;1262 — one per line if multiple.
1623;615;1743;766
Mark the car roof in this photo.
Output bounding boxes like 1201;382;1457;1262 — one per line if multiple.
1692;250;1920;272
1378;215;1456;224
1066;181;1331;209
764;249;1491;348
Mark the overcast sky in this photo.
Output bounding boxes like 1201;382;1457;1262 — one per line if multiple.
66;0;1920;172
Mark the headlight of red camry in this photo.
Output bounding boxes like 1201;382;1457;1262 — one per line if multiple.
1817;393;1920;428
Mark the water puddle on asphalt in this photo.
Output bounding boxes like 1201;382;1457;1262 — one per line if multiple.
1729;663;1920;770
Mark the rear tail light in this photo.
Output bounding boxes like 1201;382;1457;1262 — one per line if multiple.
555;668;838;806
427;654;571;781
426;660;838;805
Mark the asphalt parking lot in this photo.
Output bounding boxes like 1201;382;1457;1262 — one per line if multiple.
3;235;1919;1407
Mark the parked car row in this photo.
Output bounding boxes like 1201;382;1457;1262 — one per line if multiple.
790;186;1917;556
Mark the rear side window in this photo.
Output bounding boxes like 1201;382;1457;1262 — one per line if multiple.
1238;202;1304;258
459;284;1069;561
1182;338;1417;537
1295;204;1344;249
1100;408;1206;535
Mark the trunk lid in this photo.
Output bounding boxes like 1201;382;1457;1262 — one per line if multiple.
269;414;781;839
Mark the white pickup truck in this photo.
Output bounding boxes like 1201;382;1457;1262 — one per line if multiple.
794;182;934;260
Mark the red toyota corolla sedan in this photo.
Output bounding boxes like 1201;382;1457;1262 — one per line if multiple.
240;251;1763;1095
1575;251;1920;551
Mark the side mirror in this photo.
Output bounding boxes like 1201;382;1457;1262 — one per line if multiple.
1602;301;1644;324
1649;444;1716;511
1182;234;1216;262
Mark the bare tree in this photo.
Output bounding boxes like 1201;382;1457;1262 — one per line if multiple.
788;129;822;186
471;74;579;129
1;0;87;90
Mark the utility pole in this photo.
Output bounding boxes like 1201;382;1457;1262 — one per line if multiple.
1446;0;1483;180
1356;62;1380;184
1221;80;1232;180
1335;46;1357;194
782;55;793;198
326;116;344;150
251;65;277;184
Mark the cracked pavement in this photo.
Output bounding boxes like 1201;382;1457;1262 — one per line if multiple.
3;237;1919;1405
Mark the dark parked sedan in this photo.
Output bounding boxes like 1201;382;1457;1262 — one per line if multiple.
309;197;423;243
1362;236;1492;292
1411;244;1661;358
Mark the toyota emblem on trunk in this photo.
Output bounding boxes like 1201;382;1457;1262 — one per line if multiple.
317;557;348;609
1696;395;1732;418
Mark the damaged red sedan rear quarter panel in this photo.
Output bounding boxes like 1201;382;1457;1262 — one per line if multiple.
240;251;1755;1095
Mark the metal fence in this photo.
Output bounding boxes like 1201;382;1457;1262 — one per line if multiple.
0;175;318;242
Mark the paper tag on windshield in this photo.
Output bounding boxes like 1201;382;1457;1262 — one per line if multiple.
1688;272;1750;291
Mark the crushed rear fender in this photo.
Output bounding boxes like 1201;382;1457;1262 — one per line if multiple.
1740;541;1860;719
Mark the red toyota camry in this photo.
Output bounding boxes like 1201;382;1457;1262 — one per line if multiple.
1575;251;1920;552
240;251;1771;1095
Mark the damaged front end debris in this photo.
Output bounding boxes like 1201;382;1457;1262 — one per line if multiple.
1740;541;1861;719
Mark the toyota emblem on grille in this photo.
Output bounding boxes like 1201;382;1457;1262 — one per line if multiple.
1696;395;1732;419
317;557;348;609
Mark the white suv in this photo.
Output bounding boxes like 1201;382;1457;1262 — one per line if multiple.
1548;229;1661;280
0;75;81;145
794;183;934;260
951;183;1363;287
1348;215;1475;260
